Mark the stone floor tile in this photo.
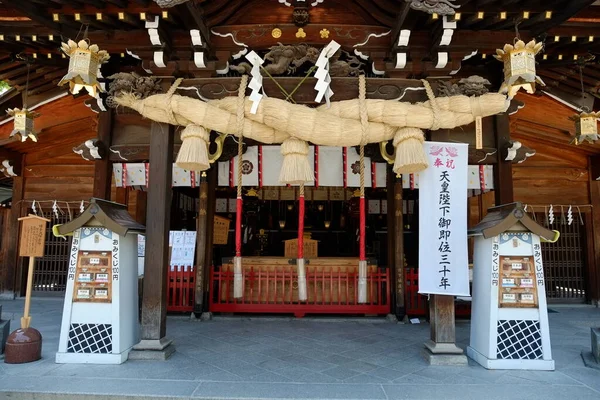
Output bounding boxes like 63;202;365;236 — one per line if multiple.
321;366;363;380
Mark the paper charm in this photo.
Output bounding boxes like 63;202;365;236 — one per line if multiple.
66;202;72;221
52;200;59;219
560;206;566;225
567;206;573;226
314;40;341;107
80;200;85;214
32;200;38;216
548;204;554;225
245;50;265;114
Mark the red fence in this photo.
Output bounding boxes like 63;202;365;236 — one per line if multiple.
167;266;195;312
209;264;391;317
404;268;471;317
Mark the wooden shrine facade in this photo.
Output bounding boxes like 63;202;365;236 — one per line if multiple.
0;1;600;354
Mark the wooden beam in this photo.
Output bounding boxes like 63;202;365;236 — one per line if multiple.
1;175;23;297
531;0;596;36
93;109;113;200
140;122;174;341
0;0;78;36
182;1;212;49
393;175;405;318
494;113;514;205
194;174;208;315
589;155;600;304
202;165;217;310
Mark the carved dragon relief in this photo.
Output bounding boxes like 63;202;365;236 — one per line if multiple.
229;43;364;77
406;0;460;15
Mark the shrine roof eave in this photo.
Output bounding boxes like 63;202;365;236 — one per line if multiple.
468;202;556;241
57;198;145;237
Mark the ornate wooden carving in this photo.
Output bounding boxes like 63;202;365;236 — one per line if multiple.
406;0;460;15
437;76;491;97
107;73;163;109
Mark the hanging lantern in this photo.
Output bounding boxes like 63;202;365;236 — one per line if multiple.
7;108;39;142
279;220;286;229
494;39;544;98
324;220;331;229
58;39;110;97
570;111;600;145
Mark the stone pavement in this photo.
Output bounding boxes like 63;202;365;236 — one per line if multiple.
1;298;600;400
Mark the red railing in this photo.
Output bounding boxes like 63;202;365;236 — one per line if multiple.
404;268;471;317
167;266;195;312
209;264;391;317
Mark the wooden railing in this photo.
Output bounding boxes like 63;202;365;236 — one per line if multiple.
167;266;195;312
404;268;471;317
209;264;391;317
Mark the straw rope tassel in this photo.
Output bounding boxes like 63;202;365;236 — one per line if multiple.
297;184;307;301
358;75;368;304
233;75;248;299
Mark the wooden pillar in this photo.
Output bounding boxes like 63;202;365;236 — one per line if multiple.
588;156;600;305
423;294;466;364
194;173;209;314
493;113;513;205
0;176;24;298
202;166;218;309
393;174;405;318
93;109;113;200
428;295;456;344
133;122;175;357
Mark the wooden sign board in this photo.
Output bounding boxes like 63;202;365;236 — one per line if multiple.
18;215;50;257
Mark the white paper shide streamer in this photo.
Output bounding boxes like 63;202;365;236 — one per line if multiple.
314;40;341;107
245;51;265;114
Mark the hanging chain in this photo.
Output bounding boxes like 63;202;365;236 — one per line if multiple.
23;62;30;108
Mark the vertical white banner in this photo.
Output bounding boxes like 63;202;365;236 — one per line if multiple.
418;142;469;296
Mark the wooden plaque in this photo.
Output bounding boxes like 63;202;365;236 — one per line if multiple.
18;215;50;257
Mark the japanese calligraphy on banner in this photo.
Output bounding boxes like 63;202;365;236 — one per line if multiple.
418;142;470;296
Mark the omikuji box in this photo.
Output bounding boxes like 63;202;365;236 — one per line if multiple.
467;202;558;370
54;199;145;364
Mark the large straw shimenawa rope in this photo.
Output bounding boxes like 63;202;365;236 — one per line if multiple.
116;84;507;176
233;75;248;299
358;75;368;304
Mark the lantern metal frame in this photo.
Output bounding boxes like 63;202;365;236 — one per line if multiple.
494;39;545;98
58;39;110;97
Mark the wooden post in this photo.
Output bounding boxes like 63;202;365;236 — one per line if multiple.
134;121;175;357
393;175;405;318
16;215;50;329
423;294;466;364
1;175;24;298
428;295;456;344
93;109;113;200
194;173;208;315
588;156;600;305
494;113;514;205
203;166;218;309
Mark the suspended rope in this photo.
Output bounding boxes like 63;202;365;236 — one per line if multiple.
358;74;369;304
233;75;249;299
297;183;307;301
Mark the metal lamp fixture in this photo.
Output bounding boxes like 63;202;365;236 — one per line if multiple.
570;111;599;145
7;108;38;142
570;66;599;145
58;39;110;97
7;62;38;142
494;39;544;98
279;220;286;229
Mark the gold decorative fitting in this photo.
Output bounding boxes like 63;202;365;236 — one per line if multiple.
494;39;545;98
7;108;39;142
246;188;259;197
58;39;110;97
320;29;330;39
570;111;600;145
271;28;282;39
295;28;306;39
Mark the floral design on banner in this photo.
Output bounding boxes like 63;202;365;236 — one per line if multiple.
351;161;361;175
241;160;254;175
